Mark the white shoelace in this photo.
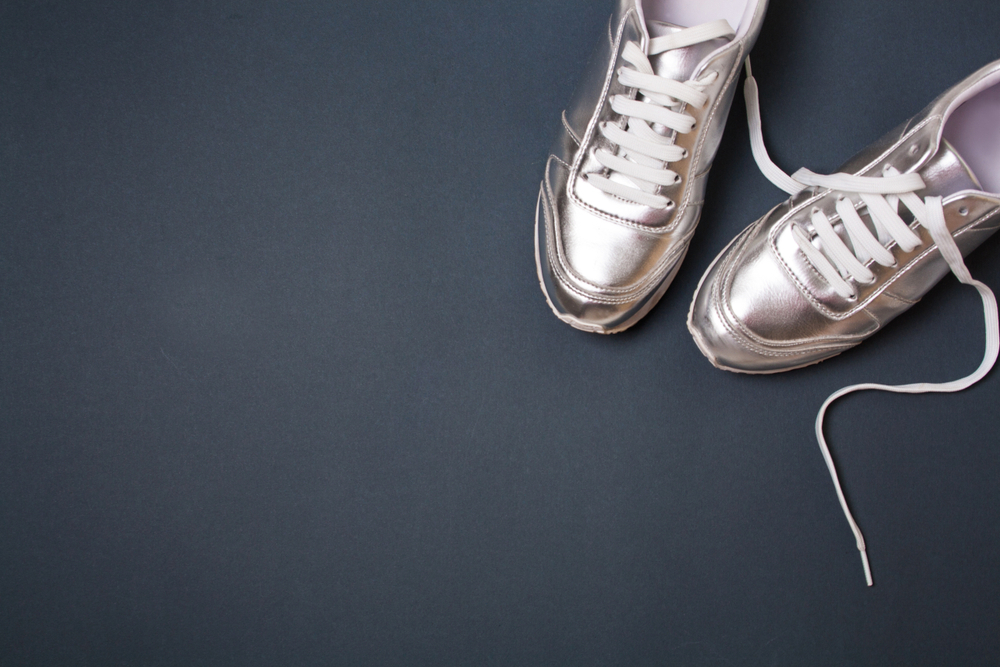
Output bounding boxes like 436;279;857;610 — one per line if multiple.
587;19;735;209
744;60;1000;586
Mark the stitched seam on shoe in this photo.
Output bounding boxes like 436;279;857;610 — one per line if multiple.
720;316;855;358
545;156;678;302
548;153;698;297
566;9;649;232
546;158;629;299
875;205;1000;293
830;204;1000;312
676;43;744;227
708;108;950;356
713;284;855;358
765;118;940;320
556;231;692;300
543;175;620;304
879;289;918;306
769;219;910;328
975;207;1000;231
964;204;1000;232
861;305;883;328
715;280;861;357
561;111;582;146
573;42;740;235
727;203;1000;351
565;12;741;236
718;220;874;350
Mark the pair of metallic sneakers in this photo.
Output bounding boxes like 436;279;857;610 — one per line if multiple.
534;0;1000;585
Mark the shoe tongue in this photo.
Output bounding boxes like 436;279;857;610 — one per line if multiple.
918;138;984;197
645;20;729;80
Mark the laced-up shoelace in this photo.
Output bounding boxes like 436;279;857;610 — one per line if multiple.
744;60;1000;586
587;19;735;209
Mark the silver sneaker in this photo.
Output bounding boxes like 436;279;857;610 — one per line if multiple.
688;60;1000;585
689;60;1000;373
535;0;768;333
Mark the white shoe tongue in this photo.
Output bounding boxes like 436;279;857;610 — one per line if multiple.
645;20;729;80
919;138;984;197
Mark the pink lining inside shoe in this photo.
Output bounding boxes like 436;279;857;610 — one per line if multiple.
642;0;751;33
943;80;1000;194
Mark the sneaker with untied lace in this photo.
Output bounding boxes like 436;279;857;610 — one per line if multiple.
688;59;1000;585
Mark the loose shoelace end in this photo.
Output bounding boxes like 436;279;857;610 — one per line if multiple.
860;548;873;587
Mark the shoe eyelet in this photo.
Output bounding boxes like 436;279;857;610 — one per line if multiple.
681;149;689;159
908;144;920;156
959;206;970;216
882;164;892;174
674;175;682;184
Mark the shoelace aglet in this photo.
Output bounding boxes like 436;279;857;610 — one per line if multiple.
860;548;873;587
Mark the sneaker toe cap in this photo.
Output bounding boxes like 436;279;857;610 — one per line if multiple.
535;178;690;333
688;222;859;372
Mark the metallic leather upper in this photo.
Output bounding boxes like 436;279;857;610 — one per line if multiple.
536;0;769;333
688;60;1000;372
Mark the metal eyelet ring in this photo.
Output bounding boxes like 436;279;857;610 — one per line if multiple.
959;206;970;216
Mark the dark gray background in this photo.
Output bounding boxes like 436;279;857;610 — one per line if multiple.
2;1;999;665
